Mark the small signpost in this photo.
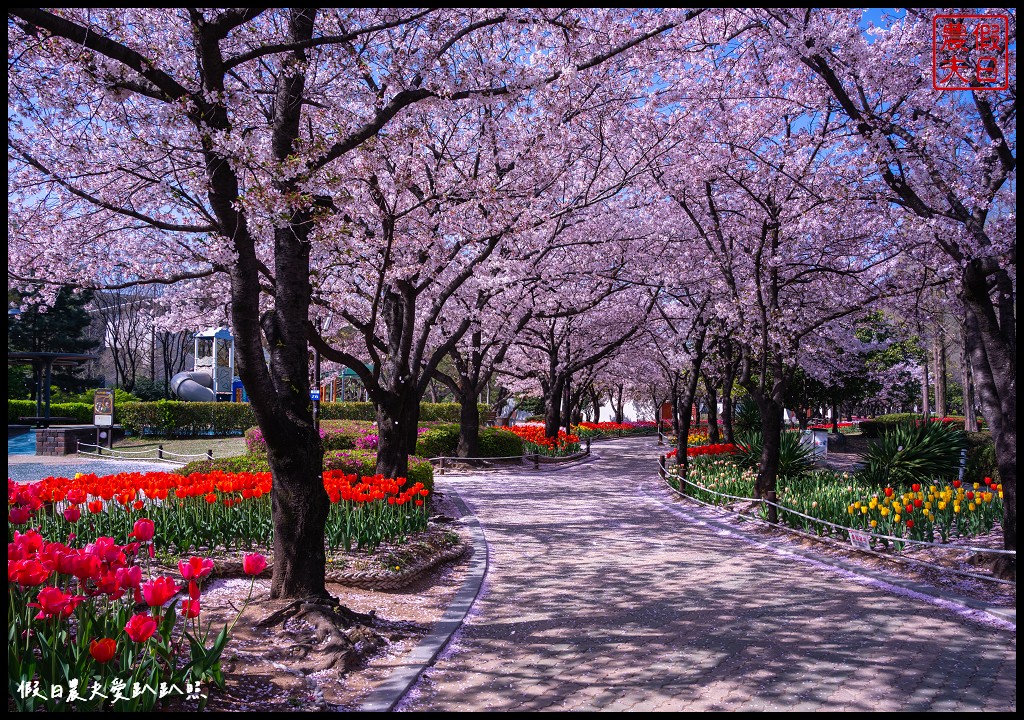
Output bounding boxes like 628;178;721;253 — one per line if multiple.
310;388;321;431
94;389;114;450
848;529;871;550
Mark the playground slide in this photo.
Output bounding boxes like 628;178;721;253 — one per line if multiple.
170;371;216;402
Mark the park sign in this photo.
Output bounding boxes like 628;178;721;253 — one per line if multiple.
94;389;114;427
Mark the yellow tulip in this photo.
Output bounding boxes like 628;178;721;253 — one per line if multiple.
968;502;976;511
938;502;946;511
870;520;878;528
953;505;961;513
973;482;980;490
894;514;901;522
861;506;868;514
880;507;890;517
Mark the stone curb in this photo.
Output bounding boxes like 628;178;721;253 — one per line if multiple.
656;476;1016;629
358;487;488;712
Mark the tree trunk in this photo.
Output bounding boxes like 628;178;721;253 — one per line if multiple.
961;333;978;432
720;372;735;444
375;391;419;478
267;429;327;599
543;375;565;439
704;378;720;443
457;391;481;458
560;375;572;434
961;265;1015;575
921;360;931;418
753;395;784;500
674;370;701;482
933;332;947;418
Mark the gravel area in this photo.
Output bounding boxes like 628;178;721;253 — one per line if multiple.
7;455;177;482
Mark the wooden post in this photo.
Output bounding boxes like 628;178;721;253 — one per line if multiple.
533;453;539;469
207;449;213;461
158;444;163;460
765;490;778;524
586;438;591;455
659;454;666;479
439;457;445;475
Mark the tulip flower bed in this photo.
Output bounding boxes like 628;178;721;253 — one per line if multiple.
8;524;265;711
572;421;658;439
807;421;858;434
665;443;737;460
8;470;430;554
668;456;1005;550
504;424;581;457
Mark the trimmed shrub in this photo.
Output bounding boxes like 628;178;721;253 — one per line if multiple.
415;424;460;459
733;430;815;480
118;400;254;436
858;420;966;487
245;420;377;456
178;449;434;491
413;424;525;459
964;431;999;485
478;428;524;458
323;449;434;491
116;400;487;436
8;400;93;424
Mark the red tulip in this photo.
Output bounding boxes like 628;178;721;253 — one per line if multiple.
952;480;961;489
87;500;104;513
116;565;142;589
966;491;975;500
911;483;921;492
66;488;87;504
178;556;214;580
63;505;81;523
141;576;179;607
884;487;894;497
913;498;922;508
124;614;158;643
242;553;267;576
29;586;73;619
906;520;914;529
11;559;51;587
131;518;155;542
9;506;32;524
72;554;101;581
89;638;117;663
179;598;201;619
189;580;201;600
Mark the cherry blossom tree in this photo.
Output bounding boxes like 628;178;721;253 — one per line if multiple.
8;8;690;597
746;8;1015;574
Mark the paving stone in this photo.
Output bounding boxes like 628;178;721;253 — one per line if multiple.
400;437;1016;712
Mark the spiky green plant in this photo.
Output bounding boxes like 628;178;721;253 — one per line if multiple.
733;430;815;480
733;399;761;435
858;420;966;487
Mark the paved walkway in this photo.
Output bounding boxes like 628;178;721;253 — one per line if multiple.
401;436;1016;712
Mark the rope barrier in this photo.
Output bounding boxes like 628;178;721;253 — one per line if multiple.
658;472;1016;587
76;442;187;465
664;465;1015;556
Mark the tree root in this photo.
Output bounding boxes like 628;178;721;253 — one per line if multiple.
256;596;385;675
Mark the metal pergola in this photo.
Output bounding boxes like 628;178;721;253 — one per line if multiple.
8;351;99;427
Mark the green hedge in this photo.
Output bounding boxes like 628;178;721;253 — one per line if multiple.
414;423;524;458
858;414;983;438
113;399;485;436
177;450;434;492
119;400;255;437
964;431;999;485
8;400;93;424
478;428;525;458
